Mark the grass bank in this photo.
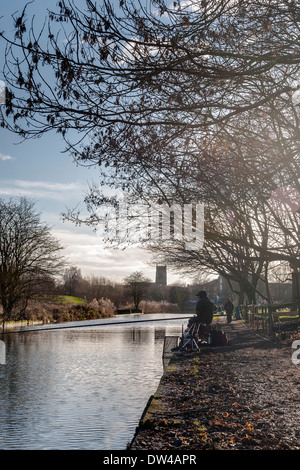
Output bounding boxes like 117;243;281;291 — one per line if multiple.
0;296;116;327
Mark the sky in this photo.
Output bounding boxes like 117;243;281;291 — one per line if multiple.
0;0;182;285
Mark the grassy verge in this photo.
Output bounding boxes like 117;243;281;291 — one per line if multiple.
56;295;87;305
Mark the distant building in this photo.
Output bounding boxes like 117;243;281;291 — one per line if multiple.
191;275;293;305
155;265;167;286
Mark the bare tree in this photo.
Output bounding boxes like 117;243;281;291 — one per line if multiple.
1;0;300;184
124;271;151;310
1;1;300;212
62;266;83;296
1;0;300;302
0;197;65;323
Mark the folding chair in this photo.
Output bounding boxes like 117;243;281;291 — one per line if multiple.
178;322;201;352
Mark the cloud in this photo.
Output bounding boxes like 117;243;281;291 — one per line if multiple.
0;180;179;283
52;226;155;282
14;180;81;192
0;153;14;161
0;179;83;200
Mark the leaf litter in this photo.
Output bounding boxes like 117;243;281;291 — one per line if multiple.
130;318;300;450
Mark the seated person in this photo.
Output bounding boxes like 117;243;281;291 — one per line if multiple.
195;290;214;325
187;290;214;339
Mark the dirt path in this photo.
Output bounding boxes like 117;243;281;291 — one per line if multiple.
130;317;300;450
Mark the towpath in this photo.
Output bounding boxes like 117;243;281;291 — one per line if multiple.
130;317;300;450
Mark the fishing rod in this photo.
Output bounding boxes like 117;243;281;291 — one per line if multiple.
0;315;192;335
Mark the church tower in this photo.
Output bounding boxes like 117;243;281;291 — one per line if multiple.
155;265;167;285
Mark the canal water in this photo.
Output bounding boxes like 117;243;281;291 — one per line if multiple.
0;314;190;450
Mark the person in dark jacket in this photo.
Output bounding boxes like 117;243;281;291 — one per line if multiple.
224;297;234;323
194;290;214;325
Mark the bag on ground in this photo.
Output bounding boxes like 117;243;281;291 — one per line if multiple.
211;329;228;346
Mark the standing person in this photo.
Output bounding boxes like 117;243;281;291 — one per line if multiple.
195;290;214;325
235;306;241;320
224;297;234;323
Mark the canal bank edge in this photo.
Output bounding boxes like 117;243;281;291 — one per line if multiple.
128;319;232;450
128;353;182;450
128;318;300;450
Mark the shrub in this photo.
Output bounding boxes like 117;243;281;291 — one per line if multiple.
1;296;116;325
98;297;116;317
139;301;180;313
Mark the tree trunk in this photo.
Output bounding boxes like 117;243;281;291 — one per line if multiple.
238;289;245;306
2;304;13;331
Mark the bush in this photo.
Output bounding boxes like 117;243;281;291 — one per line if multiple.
139;301;180;313
1;296;117;325
51;298;116;322
98;297;116;317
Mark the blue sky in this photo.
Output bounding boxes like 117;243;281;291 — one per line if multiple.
0;0;176;284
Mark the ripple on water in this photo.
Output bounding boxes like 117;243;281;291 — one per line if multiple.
0;315;186;449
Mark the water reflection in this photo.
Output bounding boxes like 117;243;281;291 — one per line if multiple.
0;314;188;450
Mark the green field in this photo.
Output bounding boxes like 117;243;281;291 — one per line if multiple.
56;296;87;305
